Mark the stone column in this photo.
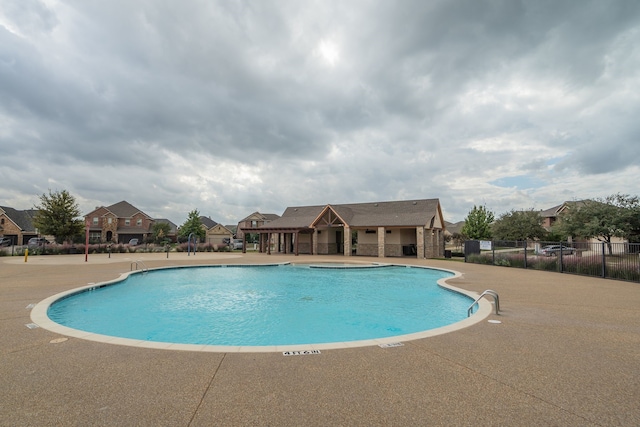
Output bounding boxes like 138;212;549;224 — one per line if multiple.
416;227;425;258
343;226;351;257
378;226;385;258
313;229;319;255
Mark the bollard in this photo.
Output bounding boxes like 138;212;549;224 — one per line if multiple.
24;248;29;262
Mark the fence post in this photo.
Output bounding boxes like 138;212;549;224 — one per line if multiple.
524;239;528;269
492;241;495;265
601;242;606;278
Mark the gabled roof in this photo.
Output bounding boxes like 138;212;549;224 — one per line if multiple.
540;200;589;217
260;205;325;230
106;201;151;218
0;206;39;232
85;201;152;219
199;216;218;229
238;211;281;222
250;199;443;231
208;223;233;234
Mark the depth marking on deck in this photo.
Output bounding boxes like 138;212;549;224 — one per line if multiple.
379;342;404;348
26;303;36;309
25;323;40;329
282;350;321;356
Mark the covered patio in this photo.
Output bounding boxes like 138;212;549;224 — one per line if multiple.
240;199;447;258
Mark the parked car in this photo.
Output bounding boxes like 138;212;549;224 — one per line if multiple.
28;237;49;247
0;237;12;247
540;245;575;256
128;238;139;246
232;239;243;250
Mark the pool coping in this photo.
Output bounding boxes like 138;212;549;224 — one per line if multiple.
30;262;493;353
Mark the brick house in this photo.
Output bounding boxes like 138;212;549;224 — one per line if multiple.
0;206;39;245
236;212;281;241
239;199;446;258
200;216;234;246
84;201;156;244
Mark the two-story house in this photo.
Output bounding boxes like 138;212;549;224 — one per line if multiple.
84;201;155;244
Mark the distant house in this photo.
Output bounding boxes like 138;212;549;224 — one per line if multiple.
154;218;178;242
0;206;39;245
239;199;446;258
444;220;464;237
538;200;626;247
236;212;280;240
539;200;590;232
84;201;156;244
199;216;234;246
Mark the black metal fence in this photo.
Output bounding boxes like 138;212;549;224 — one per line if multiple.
464;240;640;283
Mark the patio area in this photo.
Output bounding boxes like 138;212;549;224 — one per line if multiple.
1;252;639;426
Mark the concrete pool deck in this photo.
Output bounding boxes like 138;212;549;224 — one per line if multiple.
1;252;639;426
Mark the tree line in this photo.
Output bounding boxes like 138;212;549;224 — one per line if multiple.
459;194;640;250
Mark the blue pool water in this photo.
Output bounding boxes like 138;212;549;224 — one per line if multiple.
48;264;471;346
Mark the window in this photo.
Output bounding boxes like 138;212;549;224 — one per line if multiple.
137;219;142;226
93;217;98;225
251;220;258;228
125;219;130;226
108;218;112;224
0;218;4;225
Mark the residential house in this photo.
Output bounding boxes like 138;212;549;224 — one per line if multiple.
539;200;626;249
84;201;155;244
200;216;234;246
239;199;446;258
154;218;178;243
0;206;39;245
236;212;280;241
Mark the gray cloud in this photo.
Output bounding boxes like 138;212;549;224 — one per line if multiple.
1;0;639;225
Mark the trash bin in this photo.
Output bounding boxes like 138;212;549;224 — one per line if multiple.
444;250;452;259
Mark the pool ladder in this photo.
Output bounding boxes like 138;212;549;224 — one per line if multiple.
130;260;149;274
467;290;500;317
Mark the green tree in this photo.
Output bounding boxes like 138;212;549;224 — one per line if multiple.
491;209;547;241
558;194;640;254
461;205;494;240
32;189;84;244
179;210;205;241
152;221;172;244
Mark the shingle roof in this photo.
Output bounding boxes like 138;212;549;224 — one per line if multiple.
539;200;589;217
238;211;281;222
255;199;442;230
0;206;38;232
105;201;151;218
199;216;218;229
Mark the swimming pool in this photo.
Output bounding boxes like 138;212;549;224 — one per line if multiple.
33;263;490;351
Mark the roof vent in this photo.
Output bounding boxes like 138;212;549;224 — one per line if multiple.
374;203;378;207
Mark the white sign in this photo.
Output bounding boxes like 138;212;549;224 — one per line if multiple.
480;240;492;250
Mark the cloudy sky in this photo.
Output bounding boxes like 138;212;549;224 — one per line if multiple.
1;1;639;226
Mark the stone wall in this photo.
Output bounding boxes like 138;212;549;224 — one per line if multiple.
356;244;378;257
317;243;338;255
385;244;403;257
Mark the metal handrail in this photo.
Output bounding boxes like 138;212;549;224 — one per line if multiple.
467;289;500;317
130;260;149;273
